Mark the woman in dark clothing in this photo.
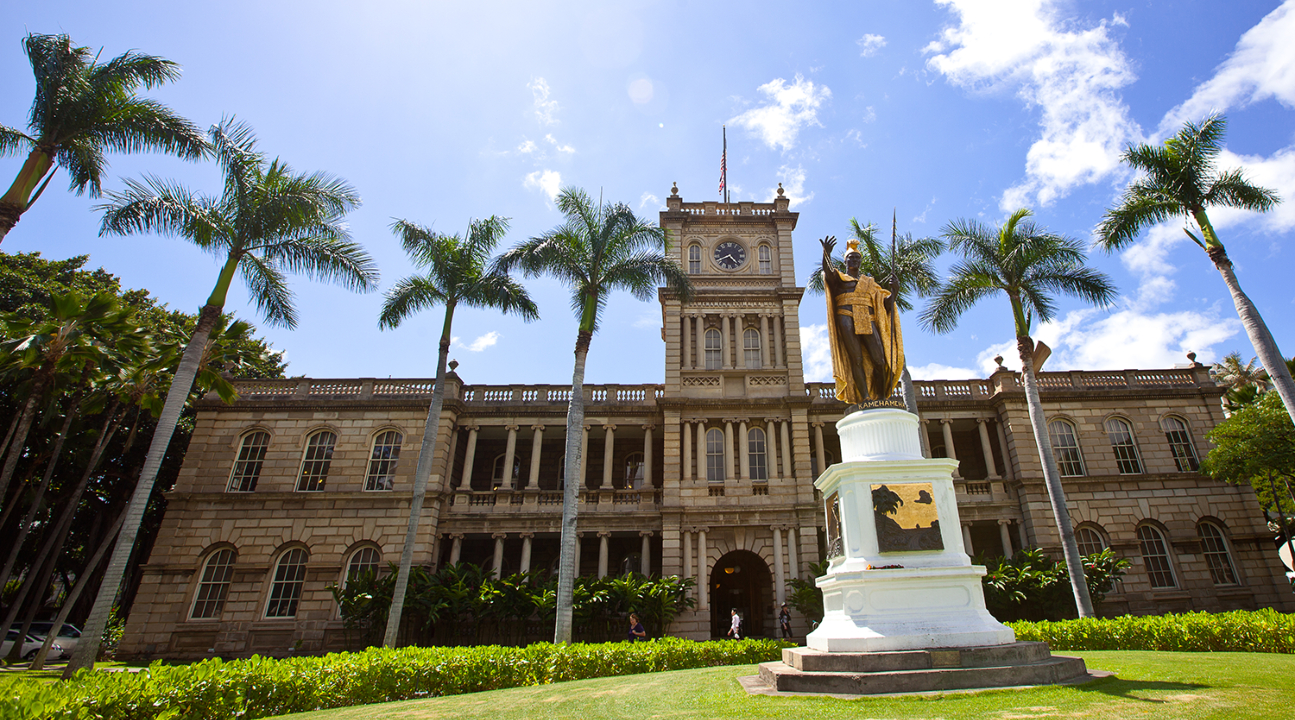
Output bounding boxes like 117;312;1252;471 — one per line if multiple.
779;604;792;639
628;613;647;641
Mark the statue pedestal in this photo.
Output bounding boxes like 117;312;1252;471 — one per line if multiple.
806;408;1015;653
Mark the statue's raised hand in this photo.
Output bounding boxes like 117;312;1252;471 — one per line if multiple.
820;235;837;258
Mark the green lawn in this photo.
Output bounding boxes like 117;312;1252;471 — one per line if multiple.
271;651;1295;720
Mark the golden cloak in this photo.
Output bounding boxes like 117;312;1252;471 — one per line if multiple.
826;270;904;403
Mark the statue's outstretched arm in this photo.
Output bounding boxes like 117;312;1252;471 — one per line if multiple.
820;235;837;283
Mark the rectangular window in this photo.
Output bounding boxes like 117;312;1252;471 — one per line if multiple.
704;329;722;370
748;430;767;481
706;429;725;482
758;245;772;274
743;329;762;369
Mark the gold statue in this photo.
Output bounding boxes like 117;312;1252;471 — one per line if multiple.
820;235;904;404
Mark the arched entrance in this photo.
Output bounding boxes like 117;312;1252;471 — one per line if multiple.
710;550;772;638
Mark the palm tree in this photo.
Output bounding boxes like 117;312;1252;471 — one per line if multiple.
1096;114;1293;428
807;217;942;450
64;118;378;676
0;33;207;243
921;208;1116;618
376;216;538;647
494;187;692;643
1212;351;1269;413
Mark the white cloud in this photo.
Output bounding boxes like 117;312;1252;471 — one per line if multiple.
632;313;659;329
861;106;876;123
464;332;500;352
730;74;832;152
767;165;813;208
926;0;1141;210
857;33;887;57
517;139;537;155
524;170;562;201
639;192;660;209
1159;2;1295;136
800;324;833;382
907;362;980;380
545;134;575;154
912;197;937;224
845;128;867;148
529;77;559;125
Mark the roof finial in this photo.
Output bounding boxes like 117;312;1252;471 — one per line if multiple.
777;183;785;197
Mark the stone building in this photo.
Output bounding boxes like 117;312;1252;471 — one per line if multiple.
120;186;1294;659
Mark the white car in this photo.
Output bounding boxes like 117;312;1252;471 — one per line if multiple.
18;622;80;658
1;629;63;661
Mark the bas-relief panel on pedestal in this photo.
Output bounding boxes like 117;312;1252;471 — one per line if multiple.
872;482;942;553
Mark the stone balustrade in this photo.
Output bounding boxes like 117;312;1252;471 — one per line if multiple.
223;378;663;405
448;488;662;514
806;367;1213;404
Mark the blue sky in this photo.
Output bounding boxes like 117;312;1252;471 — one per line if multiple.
4;1;1294;386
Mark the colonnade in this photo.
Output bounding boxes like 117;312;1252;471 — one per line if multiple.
454;421;656;490
680;417;793;482
444;530;655;579
679;310;785;370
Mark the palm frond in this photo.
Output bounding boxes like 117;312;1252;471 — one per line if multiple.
96;174;226;251
0;125;35;156
255;234;379;293
88;98;207;159
87;49;182;91
920;263;1000;334
238;253;297;328
461;272;540;322
1095;185;1184;251
378;276;449;329
1204;168;1281;212
55;136;106;196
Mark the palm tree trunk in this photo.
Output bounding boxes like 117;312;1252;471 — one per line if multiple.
1017;335;1095;618
383;305;456;648
0;148;55;245
64;303;223;677
554;329;592;644
0;388;83;596
6;539;62;662
30;509;127;671
1208;246;1295;430
900;365;930;458
0;377;48;511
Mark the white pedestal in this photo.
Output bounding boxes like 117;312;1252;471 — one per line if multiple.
806;408;1014;653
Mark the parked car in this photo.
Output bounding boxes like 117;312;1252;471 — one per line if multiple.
16;622;81;657
1;629;62;661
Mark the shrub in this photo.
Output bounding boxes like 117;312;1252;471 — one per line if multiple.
1009;608;1295;653
979;548;1132;622
0;637;789;720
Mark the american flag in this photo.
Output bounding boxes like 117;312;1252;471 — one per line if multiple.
719;126;727;197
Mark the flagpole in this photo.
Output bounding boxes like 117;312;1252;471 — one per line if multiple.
723;126;728;204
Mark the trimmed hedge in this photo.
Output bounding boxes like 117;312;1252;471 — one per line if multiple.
0;638;788;720
1010;608;1295;653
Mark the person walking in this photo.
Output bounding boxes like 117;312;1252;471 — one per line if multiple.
727;608;742;640
627;613;647;642
778;604;792;639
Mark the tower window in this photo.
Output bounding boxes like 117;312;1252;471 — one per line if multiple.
758;245;772;274
748;428;767;480
688;245;701;274
704;328;722;370
743;328;762;368
706;428;725;482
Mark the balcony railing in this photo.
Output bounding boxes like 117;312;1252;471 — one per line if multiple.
223;378;664;405
450;488;661;514
807;367;1208;404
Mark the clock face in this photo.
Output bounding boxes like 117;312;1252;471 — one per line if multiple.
713;241;747;270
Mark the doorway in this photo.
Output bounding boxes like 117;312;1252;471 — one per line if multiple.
709;550;772;637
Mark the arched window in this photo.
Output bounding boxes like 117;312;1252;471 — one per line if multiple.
190;548;236;619
1136;525;1176;588
365;431;402;491
265;548;309;618
1104;418;1143;474
704;328;722;370
228;431;270;492
624;452;645;489
748;428;768;480
345;547;381;587
743;328;762;368
688;245;702;274
296;431;336;491
1047;420;1085;477
492;453;521;489
706;428;725;482
1198;521;1238;586
1075;525;1108;556
1161;416;1199;472
758;244;772;274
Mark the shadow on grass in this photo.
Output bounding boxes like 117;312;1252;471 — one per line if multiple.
1073;676;1209;703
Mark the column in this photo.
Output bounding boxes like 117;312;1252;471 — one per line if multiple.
772;315;784;368
738;419;750;480
602;424;616;489
1017;522;1028;550
642;425;654;488
640;531;652;575
721;314;732;368
579;424;590;487
444;423;460;488
683;420;693;482
459;425;479;489
786;526;799;580
779;420;792;479
996;421;1016;481
697;422;707;480
520;532;534;573
765;418;781;479
683;530;693;583
735;315;746;369
528;424;544;488
760;314;771;368
503;424;519;488
998;520;1014;558
682;314;692;369
597;531;611;578
574;532;583;576
723;420;735;480
941;419;960;478
962;523;974;556
695;313;706;369
977;418;1001;480
449;534;463;565
772;526;786;606
813;422;827;478
697;528;709;611
492;532;507;578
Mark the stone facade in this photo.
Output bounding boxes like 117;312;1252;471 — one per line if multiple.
120;187;1295;660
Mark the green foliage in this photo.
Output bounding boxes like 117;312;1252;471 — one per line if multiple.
980;548;1131;622
1204;391;1295;515
0;638;789;720
786;558;830;625
1010;608;1295;653
329;564;695;649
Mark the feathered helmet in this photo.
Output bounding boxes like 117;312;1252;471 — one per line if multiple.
844;238;862;260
